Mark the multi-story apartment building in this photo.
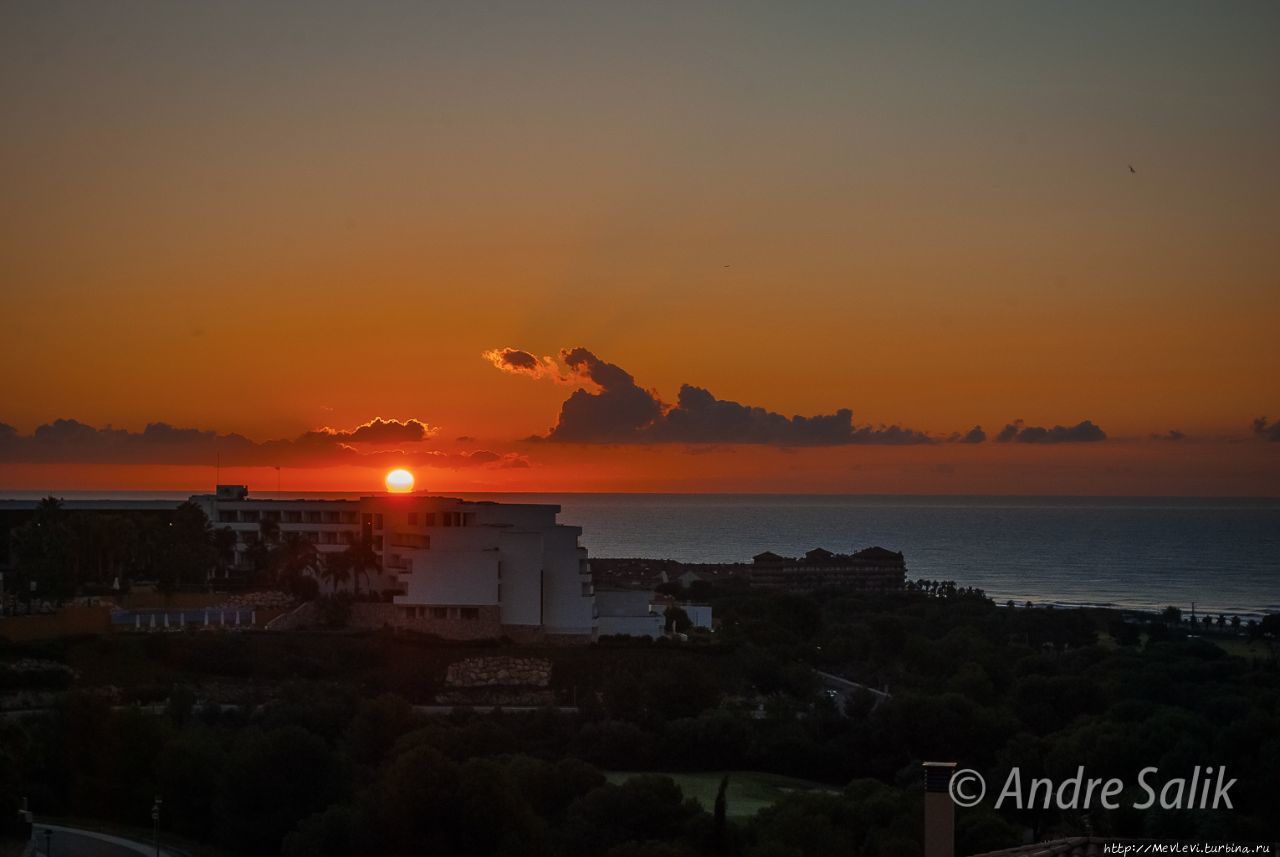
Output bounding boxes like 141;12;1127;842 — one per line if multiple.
750;546;906;593
188;486;598;641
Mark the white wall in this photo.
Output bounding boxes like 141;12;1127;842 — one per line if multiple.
541;525;594;635
397;548;499;605
497;530;544;627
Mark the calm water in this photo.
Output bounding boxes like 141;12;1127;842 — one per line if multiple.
11;492;1280;618
489;494;1280;618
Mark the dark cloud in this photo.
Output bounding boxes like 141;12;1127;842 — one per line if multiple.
495;346;932;446
0;418;520;470
549;348;666;442
483;347;568;382
952;426;986;444
1253;417;1280;442
409;449;529;469
322;417;436;443
995;419;1107;444
1150;429;1186;441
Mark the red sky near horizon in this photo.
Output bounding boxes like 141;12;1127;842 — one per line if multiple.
1;3;1277;495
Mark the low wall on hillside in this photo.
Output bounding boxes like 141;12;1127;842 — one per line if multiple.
445;655;552;687
0;606;112;642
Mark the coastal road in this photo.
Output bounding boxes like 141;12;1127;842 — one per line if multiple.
813;669;891;715
31;825;183;857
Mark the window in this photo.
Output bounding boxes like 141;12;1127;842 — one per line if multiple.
460;607;479;621
424;513;436;527
373;535;383;550
430;606;448;620
374;513;384;529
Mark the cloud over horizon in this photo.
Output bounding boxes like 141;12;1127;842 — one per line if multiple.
0;418;525;470
995;419;1107;444
483;348;575;383
1253;417;1280;442
489;346;934;445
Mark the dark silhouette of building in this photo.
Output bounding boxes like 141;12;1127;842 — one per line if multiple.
750;546;906;592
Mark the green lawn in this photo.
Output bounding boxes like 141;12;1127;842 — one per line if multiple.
605;771;839;819
1209;637;1271;659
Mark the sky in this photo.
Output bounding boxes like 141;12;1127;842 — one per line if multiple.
1;1;1278;495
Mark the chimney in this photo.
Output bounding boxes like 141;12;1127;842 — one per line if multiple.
923;761;956;857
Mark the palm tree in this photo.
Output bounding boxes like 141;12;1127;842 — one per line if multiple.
13;497;74;603
211;526;237;583
274;532;321;594
321;551;352;594
339;539;380;597
243;519;280;584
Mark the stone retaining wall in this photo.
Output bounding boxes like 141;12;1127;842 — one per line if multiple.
445;655;552;688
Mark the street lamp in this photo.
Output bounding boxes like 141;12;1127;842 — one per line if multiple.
151;795;162;856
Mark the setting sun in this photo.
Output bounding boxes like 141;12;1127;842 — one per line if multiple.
384;468;415;493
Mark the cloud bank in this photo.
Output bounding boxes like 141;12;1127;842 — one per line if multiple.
489;346;934;445
994;419;1107;444
1252;417;1280;442
0;418;525;470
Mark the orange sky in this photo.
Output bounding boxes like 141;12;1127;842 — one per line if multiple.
1;3;1277;495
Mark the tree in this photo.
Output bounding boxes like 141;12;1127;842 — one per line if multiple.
274;533;321;596
1161;606;1183;625
664;606;692;635
713;775;730;857
69;513;138;591
342;539;380;597
210;526;237;581
564;776;701;857
142;502;218;594
321;551;352;594
215;726;338;855
11;497;74;603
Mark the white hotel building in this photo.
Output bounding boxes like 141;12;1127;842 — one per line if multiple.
191;486;596;642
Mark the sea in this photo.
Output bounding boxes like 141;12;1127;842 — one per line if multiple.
7;492;1279;619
